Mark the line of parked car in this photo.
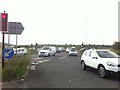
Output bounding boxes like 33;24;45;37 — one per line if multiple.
11;46;78;57
37;46;78;57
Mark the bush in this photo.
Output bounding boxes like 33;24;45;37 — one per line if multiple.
27;49;37;55
2;56;30;81
113;42;120;50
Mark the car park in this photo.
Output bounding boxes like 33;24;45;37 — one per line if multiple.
69;48;78;56
38;46;56;57
13;47;27;56
80;49;120;78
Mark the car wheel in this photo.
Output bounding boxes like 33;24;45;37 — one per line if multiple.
53;53;55;56
39;55;41;57
48;53;50;57
81;61;86;70
24;53;27;57
98;66;107;78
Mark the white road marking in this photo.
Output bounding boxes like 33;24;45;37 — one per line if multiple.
59;56;66;59
39;61;42;63
30;65;36;70
30;59;50;70
69;80;72;83
39;59;51;64
33;58;43;60
41;59;50;63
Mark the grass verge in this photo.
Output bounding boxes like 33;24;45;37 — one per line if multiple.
27;49;37;55
2;55;30;82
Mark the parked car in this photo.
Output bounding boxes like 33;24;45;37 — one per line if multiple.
60;47;65;52
69;48;78;56
56;47;61;53
13;47;27;56
81;49;120;78
38;46;56;57
66;47;71;53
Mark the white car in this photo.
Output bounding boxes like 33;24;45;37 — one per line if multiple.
38;46;56;57
13;47;27;56
69;48;78;56
81;49;120;78
66;47;71;53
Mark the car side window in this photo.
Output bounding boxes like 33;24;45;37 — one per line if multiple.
18;50;20;52
85;51;90;57
90;51;97;58
22;49;24;51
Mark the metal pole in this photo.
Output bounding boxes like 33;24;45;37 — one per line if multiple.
16;23;18;54
2;32;5;68
2;11;6;68
8;34;10;47
8;33;10;68
86;16;87;45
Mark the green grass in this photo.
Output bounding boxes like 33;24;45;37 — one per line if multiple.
0;47;2;77
27;49;37;55
0;47;1;61
2;55;30;81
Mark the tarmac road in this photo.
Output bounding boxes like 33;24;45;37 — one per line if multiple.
3;52;119;89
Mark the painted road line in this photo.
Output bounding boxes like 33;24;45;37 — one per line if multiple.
33;58;43;60
59;56;66;59
41;59;50;63
30;65;36;70
39;59;51;64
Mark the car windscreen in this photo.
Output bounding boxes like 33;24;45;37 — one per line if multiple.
96;51;118;58
42;47;49;50
67;47;71;50
71;48;76;51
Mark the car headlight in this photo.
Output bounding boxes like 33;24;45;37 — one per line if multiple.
106;62;116;67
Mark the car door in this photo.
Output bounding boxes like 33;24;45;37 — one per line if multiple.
49;48;53;55
89;51;99;68
84;51;91;66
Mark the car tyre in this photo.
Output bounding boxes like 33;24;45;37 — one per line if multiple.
81;61;86;70
48;53;50;57
24;53;27;57
98;66;107;78
53;53;55;56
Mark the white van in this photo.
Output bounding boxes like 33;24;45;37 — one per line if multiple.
13;47;27;56
38;46;56;57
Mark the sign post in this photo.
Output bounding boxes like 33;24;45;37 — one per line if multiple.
2;32;5;68
0;11;8;68
4;22;24;55
0;12;24;68
2;48;14;59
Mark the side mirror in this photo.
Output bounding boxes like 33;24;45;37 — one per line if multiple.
49;49;52;51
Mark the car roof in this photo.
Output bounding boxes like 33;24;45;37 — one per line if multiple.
71;47;75;48
86;49;110;52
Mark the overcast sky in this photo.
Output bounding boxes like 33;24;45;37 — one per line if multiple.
0;0;119;45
